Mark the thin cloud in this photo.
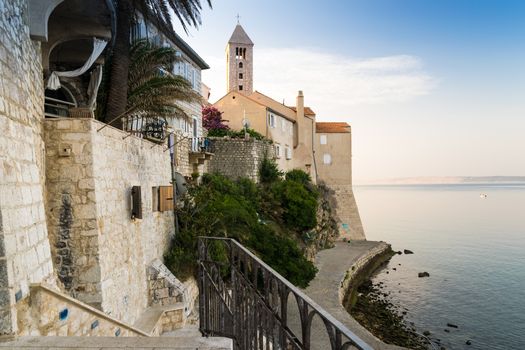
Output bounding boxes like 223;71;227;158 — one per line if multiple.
204;47;436;119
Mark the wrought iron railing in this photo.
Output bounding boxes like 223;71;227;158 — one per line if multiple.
198;237;373;350
123;115;167;143
190;137;214;153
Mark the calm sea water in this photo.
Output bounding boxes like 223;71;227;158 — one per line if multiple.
354;184;525;350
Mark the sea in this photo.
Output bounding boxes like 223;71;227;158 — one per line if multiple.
354;184;525;350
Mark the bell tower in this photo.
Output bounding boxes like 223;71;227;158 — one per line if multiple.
226;23;254;95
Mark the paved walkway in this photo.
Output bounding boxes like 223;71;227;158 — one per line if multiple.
299;241;406;350
0;335;232;349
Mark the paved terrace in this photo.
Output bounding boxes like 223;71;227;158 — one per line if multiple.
301;240;406;350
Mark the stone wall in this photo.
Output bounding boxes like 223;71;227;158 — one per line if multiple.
328;185;365;241
17;284;148;337
0;0;56;335
207;137;273;182
44;118;175;325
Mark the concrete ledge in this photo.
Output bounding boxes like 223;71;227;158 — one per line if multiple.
304;241;406;350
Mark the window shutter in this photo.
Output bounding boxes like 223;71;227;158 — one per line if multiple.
159;186;174;212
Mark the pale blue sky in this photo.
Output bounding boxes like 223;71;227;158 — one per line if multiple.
174;0;525;181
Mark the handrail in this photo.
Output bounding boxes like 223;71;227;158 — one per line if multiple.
198;236;374;350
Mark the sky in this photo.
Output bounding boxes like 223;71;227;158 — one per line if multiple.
172;0;525;181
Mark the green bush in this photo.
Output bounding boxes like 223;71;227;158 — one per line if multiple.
207;128;266;140
285;169;312;184
259;157;282;184
272;179;318;231
165;173;318;287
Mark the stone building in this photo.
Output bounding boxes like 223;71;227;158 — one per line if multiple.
0;0;207;337
315;123;365;240
213;24;365;240
226;24;254;95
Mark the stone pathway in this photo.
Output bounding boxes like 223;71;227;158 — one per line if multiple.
295;241;406;350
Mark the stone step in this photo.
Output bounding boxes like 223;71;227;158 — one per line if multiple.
133;303;186;336
0;335;233;349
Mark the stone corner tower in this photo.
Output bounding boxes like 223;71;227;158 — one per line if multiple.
226;23;254;95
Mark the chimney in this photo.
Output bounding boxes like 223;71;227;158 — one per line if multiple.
296;90;304;144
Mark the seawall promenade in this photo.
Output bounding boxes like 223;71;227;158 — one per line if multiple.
304;241;406;350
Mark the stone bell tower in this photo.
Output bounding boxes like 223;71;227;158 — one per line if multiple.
226;23;254;95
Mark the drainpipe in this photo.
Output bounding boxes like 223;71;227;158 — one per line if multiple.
168;133;179;237
307;115;318;183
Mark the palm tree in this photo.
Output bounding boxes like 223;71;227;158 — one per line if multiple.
126;39;200;120
105;0;211;127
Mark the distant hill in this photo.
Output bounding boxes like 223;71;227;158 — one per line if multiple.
357;176;525;185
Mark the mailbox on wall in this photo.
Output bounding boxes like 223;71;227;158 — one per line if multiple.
131;186;142;219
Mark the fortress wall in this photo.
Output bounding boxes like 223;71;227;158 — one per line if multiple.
207;137;274;182
0;0;55;335
44;118;175;325
329;185;366;241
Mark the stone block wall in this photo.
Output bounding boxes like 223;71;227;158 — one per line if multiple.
207;137;273;182
0;0;56;335
17;284;147;337
328;185;365;241
44;118;175;325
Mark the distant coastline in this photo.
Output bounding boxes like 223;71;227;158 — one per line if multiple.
355;176;525;186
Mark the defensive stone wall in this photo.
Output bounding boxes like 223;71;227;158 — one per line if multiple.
44;118;175;325
207;137;273;182
327;185;365;241
0;0;56;335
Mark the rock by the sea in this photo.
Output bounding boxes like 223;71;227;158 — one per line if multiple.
447;323;459;328
466;340;472;345
418;272;430;278
423;330;431;336
404;249;414;254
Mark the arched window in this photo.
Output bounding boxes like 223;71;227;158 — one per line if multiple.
44;86;77;118
239;62;243;68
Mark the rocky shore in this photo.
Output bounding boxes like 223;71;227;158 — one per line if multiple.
340;246;430;349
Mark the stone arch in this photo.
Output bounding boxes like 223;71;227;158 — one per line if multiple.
28;0;65;41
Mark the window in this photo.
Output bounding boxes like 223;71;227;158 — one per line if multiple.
285;146;292;160
323;153;332;165
268;113;275;128
320;135;327;145
281;118;286;131
239;73;243;79
152;187;159;211
239;85;243;91
275;144;281;158
239;62;243;68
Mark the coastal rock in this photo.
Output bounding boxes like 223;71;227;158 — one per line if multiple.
466;340;472;345
404;249;414;254
418;272;430;278
444;329;450;333
396;251;402;255
446;323;458;328
423;330;431;336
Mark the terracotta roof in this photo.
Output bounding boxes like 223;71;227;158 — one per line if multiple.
228;24;254;45
288;106;316;116
316;122;351;133
247;91;296;122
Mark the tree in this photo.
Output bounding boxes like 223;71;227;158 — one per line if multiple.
104;0;212;127
126;39;200;120
202;106;229;130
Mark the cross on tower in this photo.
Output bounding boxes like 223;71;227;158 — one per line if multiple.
236;14;240;24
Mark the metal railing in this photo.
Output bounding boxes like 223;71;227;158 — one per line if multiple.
198;237;373;350
123;115;167;143
190;137;214;153
44;96;76;118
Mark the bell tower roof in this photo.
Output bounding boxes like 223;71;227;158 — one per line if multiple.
228;24;253;45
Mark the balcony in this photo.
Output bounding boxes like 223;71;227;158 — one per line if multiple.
123;116;168;143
